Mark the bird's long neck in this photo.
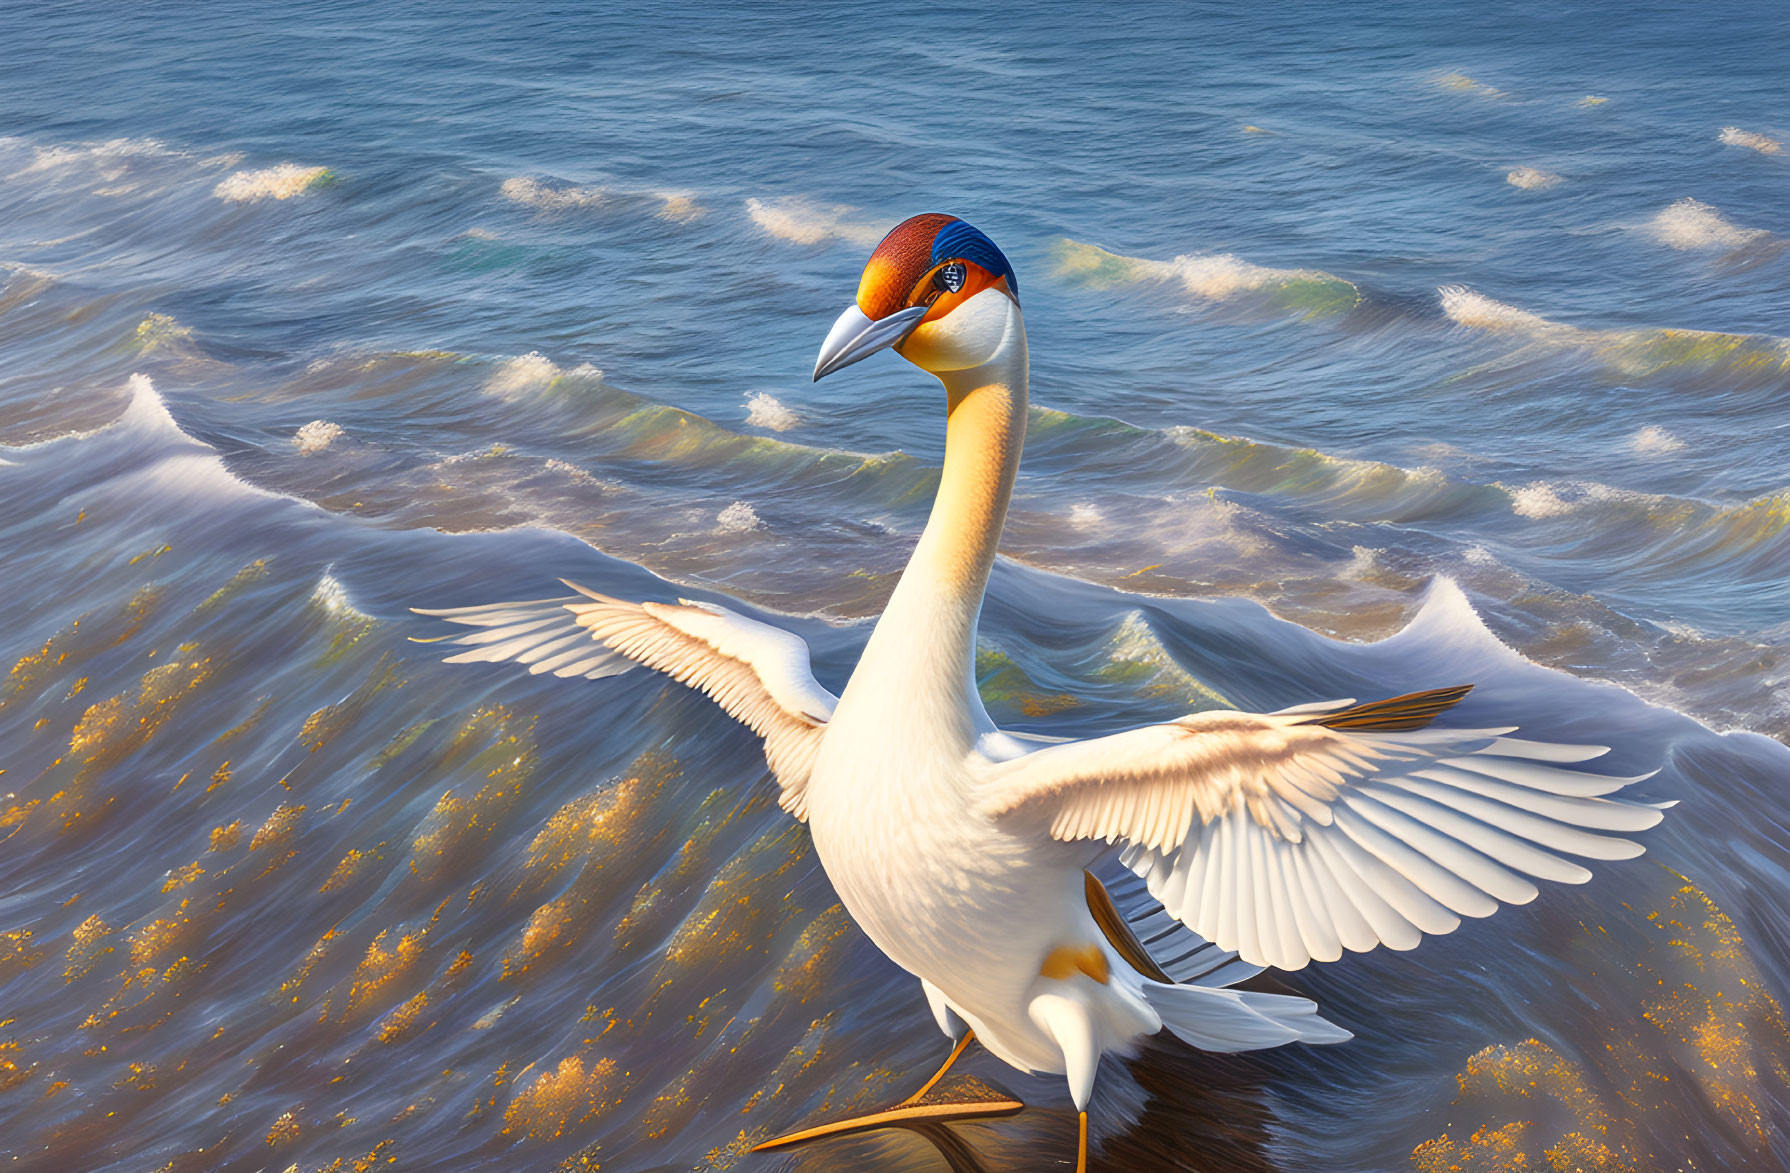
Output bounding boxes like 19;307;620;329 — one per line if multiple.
852;314;1027;746
910;356;1028;603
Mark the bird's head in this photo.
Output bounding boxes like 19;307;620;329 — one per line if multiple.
812;213;1021;382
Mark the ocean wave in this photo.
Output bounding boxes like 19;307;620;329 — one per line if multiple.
1440;285;1790;381
654;190;703;222
484;352;603;398
41;375;309;510
133;312;196;353
1054;239;1359;317
744;197;888;246
1438;286;1564;336
294;420;345;454
10;136;178;176
1507;481;1629;520
500;176;608;210
503;176;704;222
212;163;333;202
1100;611;1234;708
310;570;376;623
1646;198;1771;250
1433;71;1506;99
743;392;799;432
1506;166;1561;190
0;263;55;314
1718;126;1782;155
716;501;763;532
1629;425;1686;456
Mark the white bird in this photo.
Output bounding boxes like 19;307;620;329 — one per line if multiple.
416;213;1667;1171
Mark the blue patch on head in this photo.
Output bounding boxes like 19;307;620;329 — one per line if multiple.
932;219;1018;300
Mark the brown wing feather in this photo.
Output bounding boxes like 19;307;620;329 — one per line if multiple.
1299;685;1473;732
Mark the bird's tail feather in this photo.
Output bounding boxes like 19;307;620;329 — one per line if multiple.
1142;981;1351;1053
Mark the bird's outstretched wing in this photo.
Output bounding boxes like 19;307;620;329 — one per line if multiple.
413;580;837;819
974;686;1668;971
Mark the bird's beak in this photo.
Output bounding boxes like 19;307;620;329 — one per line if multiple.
812;303;930;382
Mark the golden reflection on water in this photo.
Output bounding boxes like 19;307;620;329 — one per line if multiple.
0;551;1779;1172
1413;873;1789;1171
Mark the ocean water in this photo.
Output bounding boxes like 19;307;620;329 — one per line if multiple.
2;3;1788;1170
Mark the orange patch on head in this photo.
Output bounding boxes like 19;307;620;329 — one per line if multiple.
857;212;955;320
1040;943;1110;984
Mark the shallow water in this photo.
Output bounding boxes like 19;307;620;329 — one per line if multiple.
1;4;1788;1171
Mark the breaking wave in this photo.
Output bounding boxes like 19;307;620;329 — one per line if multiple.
213;163;333;202
1440;285;1790;382
1647;198;1771;251
1054;239;1359;317
745;196;888;246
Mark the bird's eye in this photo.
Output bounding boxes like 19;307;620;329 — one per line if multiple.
935;262;966;294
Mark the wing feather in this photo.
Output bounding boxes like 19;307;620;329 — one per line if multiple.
415;581;837;818
977;687;1664;970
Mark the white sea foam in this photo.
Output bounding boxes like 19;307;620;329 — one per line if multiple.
1647;198;1769;250
500;176;607;210
17;137;174;176
1434;71;1505;99
311;572;374;622
1718;126;1782;155
293;420;344;454
1154;254;1311;300
1508;481;1630;519
1629;425;1686;455
484;352;601;397
1506;166;1560;190
1509;483;1575;519
213;163;331;202
744;392;799;431
1055;240;1355;311
716;500;762;532
1441;284;1790;379
1069;503;1104;529
1462;544;1500;566
655;191;703;222
1122;252;1327;300
543;458;608;487
745;197;886;246
1439;286;1569;336
1343;546;1380;578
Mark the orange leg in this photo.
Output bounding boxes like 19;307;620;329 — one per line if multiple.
900;1030;977;1106
1076;1110;1089;1173
750;1029;1025;1158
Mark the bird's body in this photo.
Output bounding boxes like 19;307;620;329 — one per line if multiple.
417;213;1667;1165
805;313;1169;1085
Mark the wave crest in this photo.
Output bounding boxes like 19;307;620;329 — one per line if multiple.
1506;166;1561;190
744;392;799;432
213;163;332;202
1055;239;1358;316
1647;198;1770;250
484;353;602;398
745;197;887;246
501;176;607;210
1718;126;1782;155
1440;285;1790;382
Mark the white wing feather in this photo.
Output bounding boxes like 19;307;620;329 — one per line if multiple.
976;694;1667;971
414;580;836;818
